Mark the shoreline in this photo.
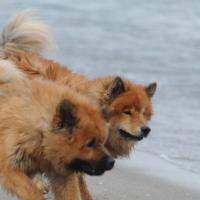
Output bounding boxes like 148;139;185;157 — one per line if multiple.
87;164;200;200
118;150;200;192
0;151;199;200
86;151;200;200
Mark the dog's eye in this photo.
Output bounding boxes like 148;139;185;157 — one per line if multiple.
123;110;132;115
142;109;146;116
86;138;96;148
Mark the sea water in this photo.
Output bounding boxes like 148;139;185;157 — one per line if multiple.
0;0;200;175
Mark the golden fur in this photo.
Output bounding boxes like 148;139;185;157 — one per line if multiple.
5;47;156;200
0;11;157;200
6;48;156;158
0;10;53;58
0;79;114;200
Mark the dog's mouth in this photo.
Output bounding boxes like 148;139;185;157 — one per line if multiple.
69;158;114;176
76;163;105;176
119;129;144;141
76;161;105;176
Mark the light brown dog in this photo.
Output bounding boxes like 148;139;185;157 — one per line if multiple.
0;11;157;200
0;79;114;200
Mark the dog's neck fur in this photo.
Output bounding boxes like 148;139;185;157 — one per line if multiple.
5;49;140;159
6;48;125;106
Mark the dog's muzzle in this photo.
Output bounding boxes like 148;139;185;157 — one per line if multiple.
69;156;115;176
119;126;151;141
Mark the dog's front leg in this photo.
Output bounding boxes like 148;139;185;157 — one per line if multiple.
0;166;44;200
78;174;93;200
50;172;81;200
30;172;49;194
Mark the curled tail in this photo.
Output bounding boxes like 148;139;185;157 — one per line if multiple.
0;10;54;58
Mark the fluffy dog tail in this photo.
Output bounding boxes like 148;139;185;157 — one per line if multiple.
0;10;53;58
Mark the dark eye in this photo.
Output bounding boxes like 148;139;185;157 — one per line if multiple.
142;110;146;115
86;138;96;148
123;110;132;115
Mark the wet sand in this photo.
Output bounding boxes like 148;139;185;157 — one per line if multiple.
1;163;199;200
86;164;200;200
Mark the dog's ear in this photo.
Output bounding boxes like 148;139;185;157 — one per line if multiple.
54;99;78;130
107;77;125;101
145;82;157;98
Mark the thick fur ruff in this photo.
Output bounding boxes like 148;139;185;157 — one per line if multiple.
0;11;157;200
6;48;156;158
0;79;111;200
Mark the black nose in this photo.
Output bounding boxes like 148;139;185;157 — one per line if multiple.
104;156;115;170
141;126;151;137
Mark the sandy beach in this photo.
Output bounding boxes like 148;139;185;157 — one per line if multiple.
87;165;200;200
1;166;199;200
86;151;200;200
1;152;199;200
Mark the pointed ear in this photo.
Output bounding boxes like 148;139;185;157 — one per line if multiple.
145;82;157;98
107;77;125;101
54;99;78;129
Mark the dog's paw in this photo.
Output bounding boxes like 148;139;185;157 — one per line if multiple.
32;173;50;194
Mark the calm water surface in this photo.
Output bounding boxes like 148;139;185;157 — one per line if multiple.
0;0;200;174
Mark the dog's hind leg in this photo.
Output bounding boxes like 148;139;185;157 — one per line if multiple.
49;172;81;200
78;174;93;200
0;166;44;200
